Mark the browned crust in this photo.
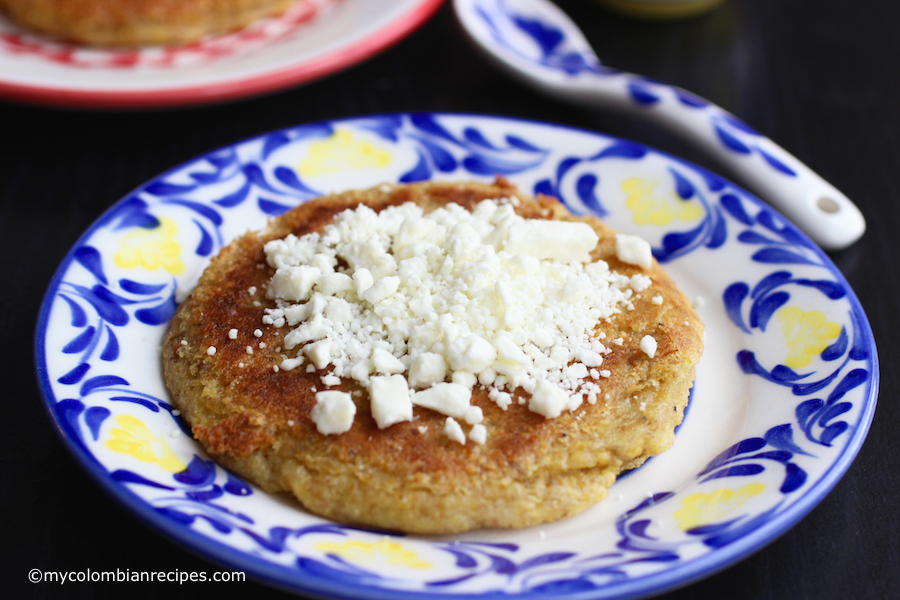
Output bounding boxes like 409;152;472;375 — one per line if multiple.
162;178;704;534
0;0;302;46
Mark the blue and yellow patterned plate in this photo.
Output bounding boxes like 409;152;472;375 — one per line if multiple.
35;113;879;599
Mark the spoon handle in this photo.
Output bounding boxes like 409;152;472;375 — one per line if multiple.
545;74;865;251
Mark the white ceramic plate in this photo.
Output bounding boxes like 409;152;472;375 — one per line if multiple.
0;0;443;108
35;113;879;599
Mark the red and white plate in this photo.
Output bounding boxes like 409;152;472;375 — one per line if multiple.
0;0;443;108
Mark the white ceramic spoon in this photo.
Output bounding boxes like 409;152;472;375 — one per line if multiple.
453;0;865;250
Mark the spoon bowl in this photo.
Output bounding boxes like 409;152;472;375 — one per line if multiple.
453;0;865;250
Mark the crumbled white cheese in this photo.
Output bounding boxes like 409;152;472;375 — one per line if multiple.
304;338;331;369
630;274;652;292
489;388;513;410
615;234;653;270
443;417;466;445
372;347;405;375
503;219;599;263
408;352;447;388
463;405;484;425
412;383;471;419
529;379;570;419
228;329;238;339
206;346;216;356
311;391;356;434
468;423;487;445
578;349;604;367
652;295;663;305
368;375;413;429
451;370;477;389
262;199;654;432
640;335;658;359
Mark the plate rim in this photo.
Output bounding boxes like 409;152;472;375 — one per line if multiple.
33;111;881;599
0;0;444;109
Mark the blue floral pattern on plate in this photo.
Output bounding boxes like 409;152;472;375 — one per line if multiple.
35;113;878;600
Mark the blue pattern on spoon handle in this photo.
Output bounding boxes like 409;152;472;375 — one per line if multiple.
455;0;865;250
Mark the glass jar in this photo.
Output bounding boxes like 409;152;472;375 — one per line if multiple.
594;0;726;20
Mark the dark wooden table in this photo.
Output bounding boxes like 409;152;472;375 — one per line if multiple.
3;0;897;598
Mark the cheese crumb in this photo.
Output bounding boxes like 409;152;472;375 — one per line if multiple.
640;335;658;359
443;417;466;445
504;219;599;262
372;347;405;375
468;423;487;445
463;405;484;425
369;375;413;429
228;328;238;339
615;234;653;269
412;383;471;419
529;380;570;419
408;352;447;388
281;356;303;371
629;274;652;292
206;346;216;356
311;391;356;434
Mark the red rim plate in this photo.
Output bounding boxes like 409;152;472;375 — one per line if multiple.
0;0;444;109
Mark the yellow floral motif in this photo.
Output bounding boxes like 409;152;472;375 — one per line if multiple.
114;216;184;275
778;306;842;369
105;415;185;473
315;539;431;570
623;177;703;226
299;129;392;177
674;483;765;531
